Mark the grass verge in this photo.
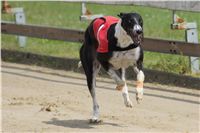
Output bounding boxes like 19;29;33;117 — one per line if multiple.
1;2;200;76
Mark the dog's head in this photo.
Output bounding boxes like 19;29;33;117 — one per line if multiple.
118;12;143;44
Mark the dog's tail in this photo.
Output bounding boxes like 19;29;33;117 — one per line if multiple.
79;20;97;69
78;61;82;68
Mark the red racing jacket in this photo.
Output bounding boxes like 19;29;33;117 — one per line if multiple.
93;16;119;53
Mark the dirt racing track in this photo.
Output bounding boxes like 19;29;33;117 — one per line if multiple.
1;62;200;132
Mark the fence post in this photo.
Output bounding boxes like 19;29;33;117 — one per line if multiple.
185;23;199;73
171;11;199;74
80;2;103;21
12;8;26;47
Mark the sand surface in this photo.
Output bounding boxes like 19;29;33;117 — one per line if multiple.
1;62;200;132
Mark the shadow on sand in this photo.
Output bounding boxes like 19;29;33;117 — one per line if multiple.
43;118;122;129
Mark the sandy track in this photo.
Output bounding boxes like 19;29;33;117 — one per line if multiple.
1;62;200;132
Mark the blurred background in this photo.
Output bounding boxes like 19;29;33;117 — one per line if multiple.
1;1;200;76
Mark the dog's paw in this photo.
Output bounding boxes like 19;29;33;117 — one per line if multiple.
136;92;143;104
136;87;143;104
89;118;103;124
124;99;133;108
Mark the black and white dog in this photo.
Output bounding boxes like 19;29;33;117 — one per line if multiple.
80;12;144;123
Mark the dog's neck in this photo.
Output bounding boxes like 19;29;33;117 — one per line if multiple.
114;19;134;48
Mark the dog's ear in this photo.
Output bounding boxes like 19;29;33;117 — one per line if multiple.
117;13;125;18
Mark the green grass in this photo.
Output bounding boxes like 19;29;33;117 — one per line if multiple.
1;2;200;76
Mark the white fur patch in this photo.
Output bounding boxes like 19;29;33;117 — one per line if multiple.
137;70;144;82
109;47;140;69
134;24;142;31
114;19;133;48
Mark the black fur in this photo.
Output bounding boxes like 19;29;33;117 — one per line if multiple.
80;12;144;120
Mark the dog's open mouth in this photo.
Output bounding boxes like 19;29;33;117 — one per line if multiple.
128;30;143;44
131;34;143;44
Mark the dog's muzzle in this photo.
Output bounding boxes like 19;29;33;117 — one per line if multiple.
130;24;143;44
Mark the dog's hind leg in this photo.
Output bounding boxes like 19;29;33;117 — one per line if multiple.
90;60;101;122
80;45;101;123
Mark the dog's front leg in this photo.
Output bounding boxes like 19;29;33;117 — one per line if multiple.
121;83;132;108
107;68;125;90
107;68;132;108
134;66;145;103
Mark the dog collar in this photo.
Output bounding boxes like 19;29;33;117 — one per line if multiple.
111;43;139;51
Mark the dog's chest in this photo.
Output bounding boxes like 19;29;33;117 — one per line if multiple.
109;47;140;69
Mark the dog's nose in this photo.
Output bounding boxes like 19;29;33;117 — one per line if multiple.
133;24;142;34
136;30;143;34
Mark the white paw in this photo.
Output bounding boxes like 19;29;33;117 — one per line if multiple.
122;93;133;108
124;99;133;108
136;88;143;104
136;94;143;104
